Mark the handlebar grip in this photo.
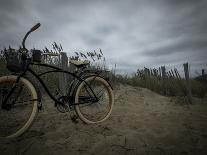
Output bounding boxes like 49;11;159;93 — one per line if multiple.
30;23;41;32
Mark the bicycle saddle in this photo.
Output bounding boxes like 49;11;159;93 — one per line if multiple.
69;60;90;68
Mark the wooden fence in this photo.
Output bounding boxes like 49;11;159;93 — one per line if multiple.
136;63;202;104
41;51;75;95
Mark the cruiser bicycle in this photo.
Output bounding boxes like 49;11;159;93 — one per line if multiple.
0;23;114;139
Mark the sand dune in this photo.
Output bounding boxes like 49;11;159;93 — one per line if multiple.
1;84;207;155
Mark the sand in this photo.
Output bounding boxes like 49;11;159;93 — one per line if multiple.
1;84;207;155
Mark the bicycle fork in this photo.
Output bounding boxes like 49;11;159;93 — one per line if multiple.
1;75;22;110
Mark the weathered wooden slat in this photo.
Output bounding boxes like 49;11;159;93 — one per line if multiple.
58;52;68;95
183;62;192;104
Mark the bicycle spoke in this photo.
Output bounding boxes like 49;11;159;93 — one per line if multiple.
75;76;113;123
0;76;37;138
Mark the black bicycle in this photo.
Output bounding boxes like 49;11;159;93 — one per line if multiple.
0;23;114;139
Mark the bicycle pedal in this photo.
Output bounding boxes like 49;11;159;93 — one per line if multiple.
38;102;43;111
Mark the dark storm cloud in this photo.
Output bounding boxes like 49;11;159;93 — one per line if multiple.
0;0;207;76
0;0;25;27
139;37;207;57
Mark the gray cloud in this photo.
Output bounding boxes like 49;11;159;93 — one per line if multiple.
0;0;207;76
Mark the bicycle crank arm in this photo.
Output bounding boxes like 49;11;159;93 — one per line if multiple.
71;100;99;106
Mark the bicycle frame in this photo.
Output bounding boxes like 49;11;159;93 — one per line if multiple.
2;60;100;109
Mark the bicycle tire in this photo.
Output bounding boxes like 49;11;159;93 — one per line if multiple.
75;76;114;124
0;75;38;139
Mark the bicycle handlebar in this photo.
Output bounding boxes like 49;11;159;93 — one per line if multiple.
22;23;41;52
30;23;41;32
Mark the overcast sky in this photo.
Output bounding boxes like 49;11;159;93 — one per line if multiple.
0;0;207;76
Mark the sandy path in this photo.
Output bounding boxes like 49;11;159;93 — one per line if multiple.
1;84;207;155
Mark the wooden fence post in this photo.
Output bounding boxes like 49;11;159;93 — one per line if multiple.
161;66;166;95
202;69;205;76
58;52;68;95
183;62;193;104
158;67;162;80
144;67;150;88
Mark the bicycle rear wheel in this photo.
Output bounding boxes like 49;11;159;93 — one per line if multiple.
0;75;38;139
75;76;114;124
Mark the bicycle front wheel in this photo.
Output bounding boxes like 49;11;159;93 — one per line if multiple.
75;76;114;124
0;75;38;139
